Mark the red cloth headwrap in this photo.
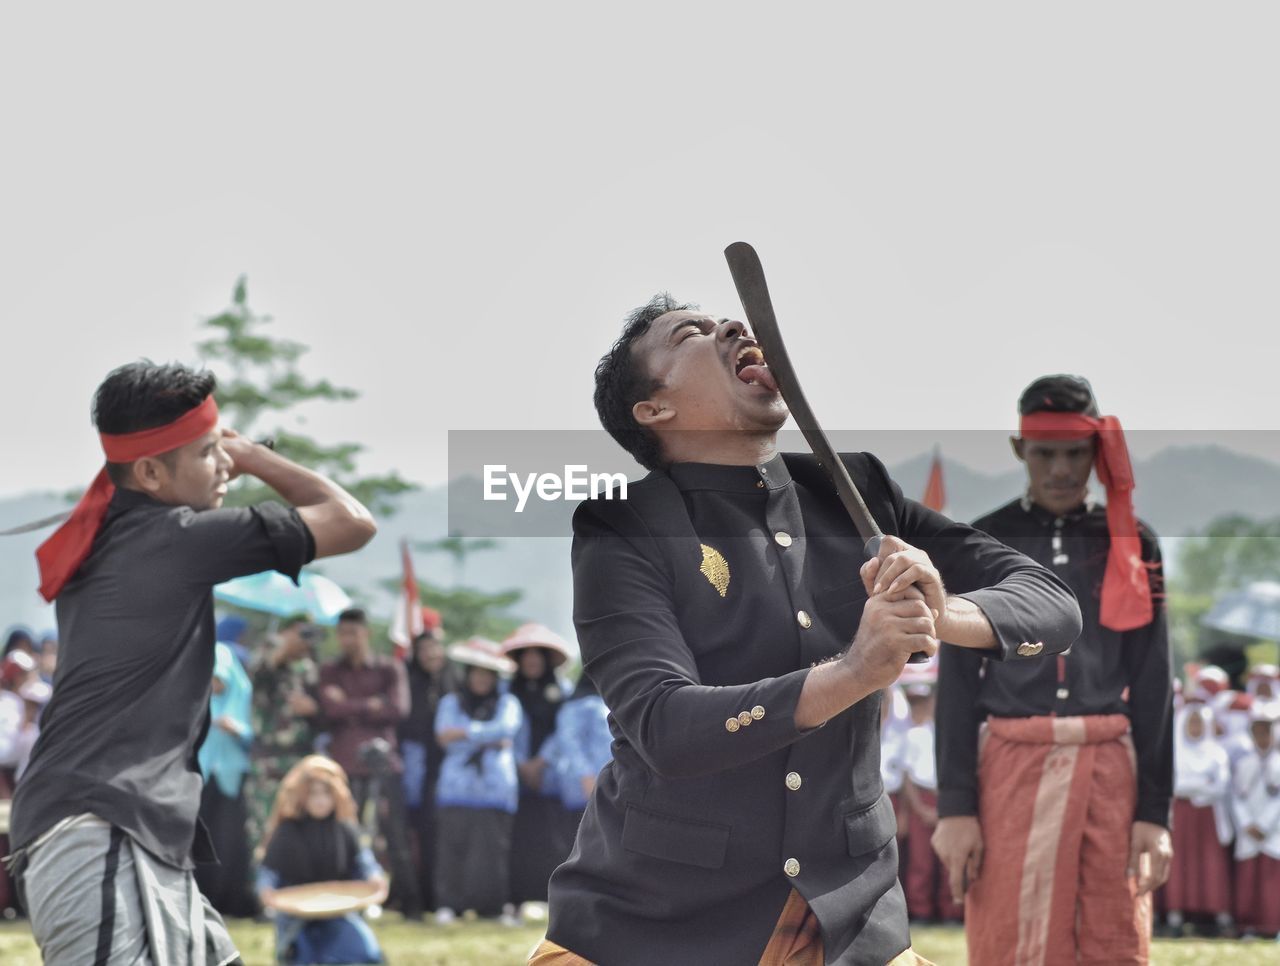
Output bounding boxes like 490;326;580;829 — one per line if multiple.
1019;410;1153;631
36;396;220;602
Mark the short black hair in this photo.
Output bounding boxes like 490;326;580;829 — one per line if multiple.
593;293;697;471
93;361;217;486
1018;374;1099;418
337;607;368;626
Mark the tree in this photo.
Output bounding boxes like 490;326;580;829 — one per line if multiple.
414;534;497;586
1173;514;1280;598
197;277;413;515
1170;513;1280;672
391;534;524;641
421;585;524;642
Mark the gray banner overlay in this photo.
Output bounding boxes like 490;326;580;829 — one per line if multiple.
446;429;1280;539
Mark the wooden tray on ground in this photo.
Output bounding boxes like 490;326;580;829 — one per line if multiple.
264;880;387;920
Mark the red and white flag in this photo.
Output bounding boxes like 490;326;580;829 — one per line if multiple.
922;448;947;514
389;539;424;660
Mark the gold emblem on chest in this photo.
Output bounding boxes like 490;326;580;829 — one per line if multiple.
699;543;730;598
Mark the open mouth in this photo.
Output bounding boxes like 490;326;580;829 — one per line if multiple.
733;344;779;392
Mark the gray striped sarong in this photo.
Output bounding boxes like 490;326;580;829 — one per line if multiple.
16;815;240;966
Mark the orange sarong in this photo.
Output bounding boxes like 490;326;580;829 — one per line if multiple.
529;888;932;965
965;714;1151;966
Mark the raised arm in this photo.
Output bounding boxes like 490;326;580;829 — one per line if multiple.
863;453;1083;661
221;431;376;558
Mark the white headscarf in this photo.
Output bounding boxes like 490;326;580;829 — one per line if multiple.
880;684;911;794
1173;703;1233;844
1231;701;1280;860
1174;704;1229;800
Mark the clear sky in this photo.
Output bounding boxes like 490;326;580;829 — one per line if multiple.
3;2;1278;499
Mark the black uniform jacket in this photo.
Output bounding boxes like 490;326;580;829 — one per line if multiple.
546;452;1082;965
936;497;1173;827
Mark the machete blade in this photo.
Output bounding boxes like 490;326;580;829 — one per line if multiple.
725;242;930;664
724;241;882;554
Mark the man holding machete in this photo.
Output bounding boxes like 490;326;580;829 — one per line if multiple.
533;290;1082;965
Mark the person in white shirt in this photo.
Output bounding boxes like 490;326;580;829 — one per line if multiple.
901;678;961;924
880;682;911;877
1245;664;1279;702
1160;701;1233;936
0;651;38;782
1229;701;1280;938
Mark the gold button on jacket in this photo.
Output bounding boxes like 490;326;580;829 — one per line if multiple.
737;711;753;727
725;717;740;733
785;772;802;791
774;531;793;547
796;610;812;629
784;858;801;877
750;705;765;720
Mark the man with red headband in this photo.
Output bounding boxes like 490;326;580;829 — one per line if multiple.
932;374;1173;965
6;361;376;965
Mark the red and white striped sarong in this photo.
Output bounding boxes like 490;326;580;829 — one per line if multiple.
966;714;1150;966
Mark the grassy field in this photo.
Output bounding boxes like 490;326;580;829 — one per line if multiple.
0;918;1275;964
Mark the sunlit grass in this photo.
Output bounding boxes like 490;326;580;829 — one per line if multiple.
1;917;1275;964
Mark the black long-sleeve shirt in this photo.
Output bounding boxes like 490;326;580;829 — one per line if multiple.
12;489;314;868
935;497;1174;827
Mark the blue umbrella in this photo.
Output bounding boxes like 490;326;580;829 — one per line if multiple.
1201;581;1280;642
214;569;354;625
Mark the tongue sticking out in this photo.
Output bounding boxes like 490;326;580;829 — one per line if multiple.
737;364;779;393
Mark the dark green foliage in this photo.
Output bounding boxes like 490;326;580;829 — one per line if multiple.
382;535;524;641
197;276;413;515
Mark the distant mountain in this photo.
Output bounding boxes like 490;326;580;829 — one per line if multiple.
889;444;1280;537
3;445;1277;637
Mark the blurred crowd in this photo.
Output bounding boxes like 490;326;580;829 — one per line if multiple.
880;661;1280;940
0;612;612;960
3;618;1278;955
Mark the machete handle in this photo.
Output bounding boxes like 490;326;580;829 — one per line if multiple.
866;534;928;664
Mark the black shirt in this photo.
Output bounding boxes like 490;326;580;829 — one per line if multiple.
11;488;314;868
935;497;1174;827
546;453;1082;965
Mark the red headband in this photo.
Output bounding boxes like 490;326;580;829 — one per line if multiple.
1019;410;1152;631
36;396;220;602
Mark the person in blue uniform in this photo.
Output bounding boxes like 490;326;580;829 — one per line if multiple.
433;637;524;924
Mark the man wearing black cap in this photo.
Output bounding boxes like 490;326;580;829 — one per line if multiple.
533;296;1083;965
932;374;1173;966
